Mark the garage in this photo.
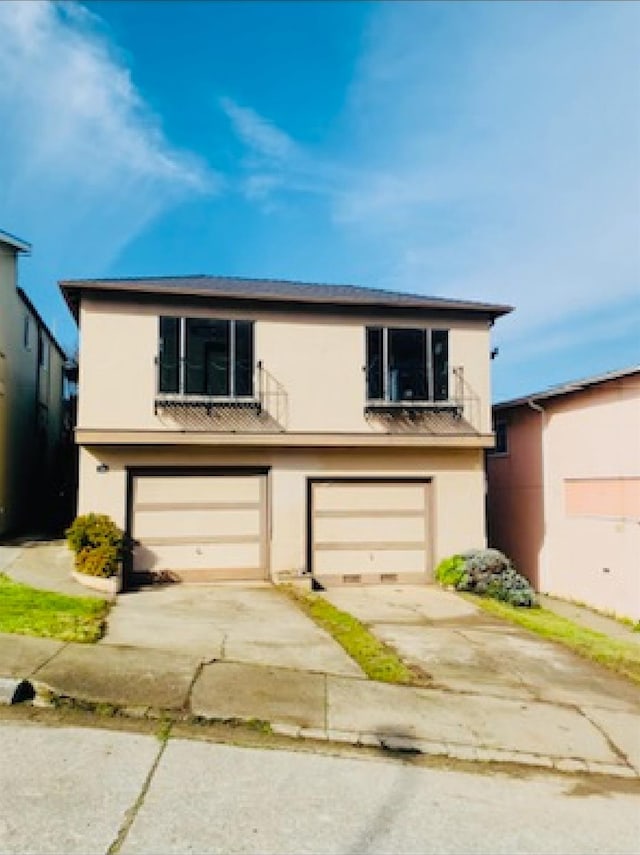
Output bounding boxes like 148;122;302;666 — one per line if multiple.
129;469;268;582
309;479;432;585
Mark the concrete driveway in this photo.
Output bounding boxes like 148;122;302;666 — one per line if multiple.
322;585;640;712
102;584;363;677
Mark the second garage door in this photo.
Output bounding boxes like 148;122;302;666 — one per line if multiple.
310;479;432;585
131;471;268;582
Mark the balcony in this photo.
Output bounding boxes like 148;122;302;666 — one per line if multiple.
365;366;481;435
153;359;288;432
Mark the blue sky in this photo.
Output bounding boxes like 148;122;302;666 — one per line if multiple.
0;0;638;401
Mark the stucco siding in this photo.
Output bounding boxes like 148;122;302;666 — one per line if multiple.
78;446;486;579
77;297;492;436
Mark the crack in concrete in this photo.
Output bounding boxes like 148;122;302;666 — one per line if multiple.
105;730;170;855
577;706;636;772
28;642;70;679
184;662;206;713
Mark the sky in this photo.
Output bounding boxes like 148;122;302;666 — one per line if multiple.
0;0;638;401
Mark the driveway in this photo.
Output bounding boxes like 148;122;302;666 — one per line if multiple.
322;585;640;712
101;584;363;677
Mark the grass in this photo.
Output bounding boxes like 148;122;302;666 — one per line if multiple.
282;584;422;685
0;573;110;643
466;594;640;685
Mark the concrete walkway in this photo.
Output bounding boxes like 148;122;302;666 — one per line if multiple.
538;594;640;644
0;540;109;598
0;629;639;779
1;542;639;779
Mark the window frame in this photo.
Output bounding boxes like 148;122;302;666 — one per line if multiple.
490;418;509;456
365;326;450;405
158;316;255;401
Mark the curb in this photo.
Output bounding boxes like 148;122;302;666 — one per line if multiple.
0;677;35;705
9;678;637;781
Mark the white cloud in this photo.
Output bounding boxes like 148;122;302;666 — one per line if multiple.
220;97;299;163
0;1;218;306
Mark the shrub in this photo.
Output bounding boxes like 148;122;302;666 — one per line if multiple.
66;514;124;578
437;548;536;607
435;554;466;588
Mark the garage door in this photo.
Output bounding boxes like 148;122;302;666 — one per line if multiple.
310;480;431;585
131;472;268;582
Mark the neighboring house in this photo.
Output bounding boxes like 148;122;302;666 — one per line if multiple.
487;367;640;620
60;275;511;586
0;230;67;537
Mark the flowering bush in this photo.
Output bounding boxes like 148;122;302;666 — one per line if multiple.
435;548;536;607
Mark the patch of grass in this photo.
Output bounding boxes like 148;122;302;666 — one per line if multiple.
466;594;640;685
0;573;109;643
282;585;421;685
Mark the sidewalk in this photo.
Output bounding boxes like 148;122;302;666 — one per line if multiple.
1;629;638;780
1;542;639;780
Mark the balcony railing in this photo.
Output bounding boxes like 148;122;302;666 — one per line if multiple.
365;365;481;434
153;358;288;431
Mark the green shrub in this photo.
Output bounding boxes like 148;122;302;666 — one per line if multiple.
435;554;466;587
66;514;124;579
437;548;536;608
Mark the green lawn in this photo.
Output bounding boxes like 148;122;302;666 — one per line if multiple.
282;585;424;685
466;594;640;685
0;573;110;643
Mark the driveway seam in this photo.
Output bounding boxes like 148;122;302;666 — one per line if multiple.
106;728;171;855
28;641;70;679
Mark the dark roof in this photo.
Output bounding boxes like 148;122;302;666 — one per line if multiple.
0;229;31;254
59;274;513;320
494;365;640;410
17;288;67;360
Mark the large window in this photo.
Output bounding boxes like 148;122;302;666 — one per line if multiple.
159;317;254;398
366;327;449;403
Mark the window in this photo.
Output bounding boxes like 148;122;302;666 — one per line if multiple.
491;419;508;455
365;327;449;403
23;316;31;350
158;317;254;398
38;332;49;371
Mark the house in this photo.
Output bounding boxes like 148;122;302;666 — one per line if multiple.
0;230;67;537
59;275;511;587
487;367;640;620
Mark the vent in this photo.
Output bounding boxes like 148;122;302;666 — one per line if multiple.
380;573;399;584
343;574;362;584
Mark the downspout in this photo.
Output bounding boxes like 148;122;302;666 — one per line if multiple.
527;398;548;592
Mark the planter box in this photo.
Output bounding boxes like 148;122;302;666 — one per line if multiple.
71;568;122;597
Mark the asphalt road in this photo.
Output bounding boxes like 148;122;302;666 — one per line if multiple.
1;718;638;855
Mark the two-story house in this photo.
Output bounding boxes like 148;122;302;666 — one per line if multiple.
0;230;67;537
60;276;511;587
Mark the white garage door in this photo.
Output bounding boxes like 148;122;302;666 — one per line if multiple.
311;480;431;585
131;472;268;582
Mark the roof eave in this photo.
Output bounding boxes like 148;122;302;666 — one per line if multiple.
0;229;31;254
59;279;513;320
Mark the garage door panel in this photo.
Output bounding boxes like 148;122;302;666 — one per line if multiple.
132;473;267;580
133;508;261;540
314;483;426;513
134;541;261;573
314;514;426;544
134;475;262;505
314;548;427;575
311;480;431;583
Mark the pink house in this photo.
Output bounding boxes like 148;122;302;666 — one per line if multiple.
487;367;640;621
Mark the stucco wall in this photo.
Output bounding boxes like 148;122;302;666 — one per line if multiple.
77;297;493;434
544;376;640;619
488;373;640;620
0;245;66;535
486;406;544;586
78;445;487;577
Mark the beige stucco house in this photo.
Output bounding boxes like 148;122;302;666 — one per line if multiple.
0;230;67;537
60;275;510;587
487;367;640;620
